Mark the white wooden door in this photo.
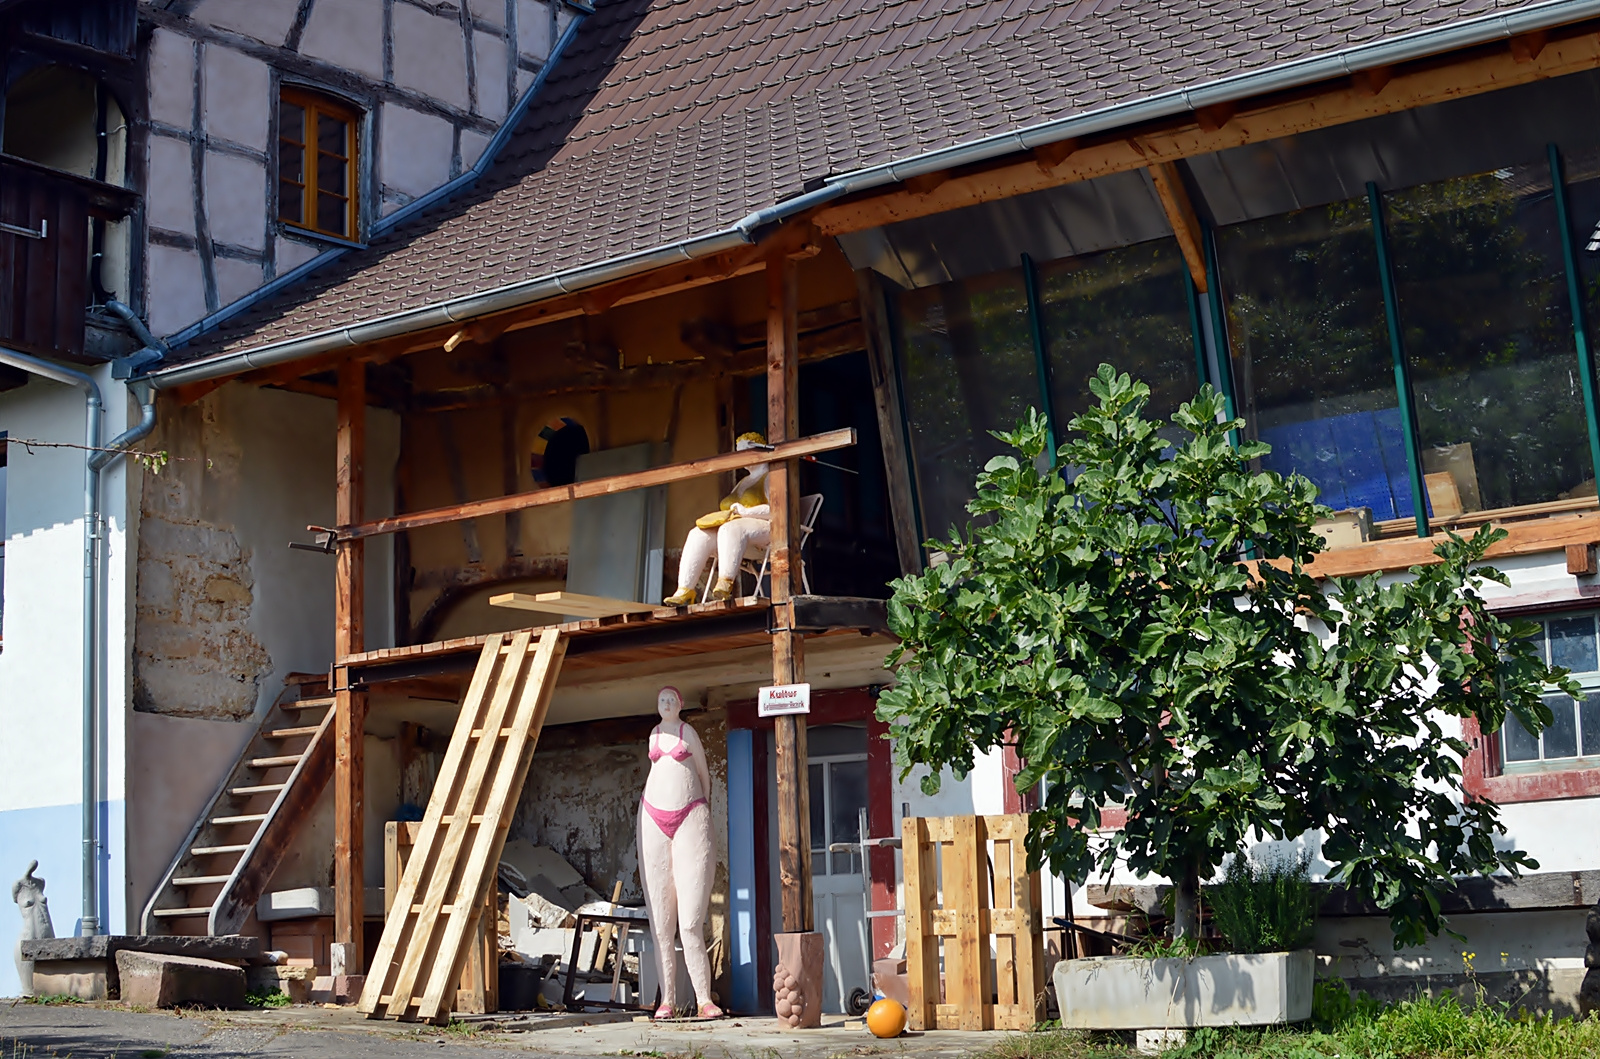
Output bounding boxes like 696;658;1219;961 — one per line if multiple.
809;748;871;1014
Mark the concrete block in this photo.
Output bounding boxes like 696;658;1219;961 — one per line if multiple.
30;960;108;1001
310;975;336;1005
116;950;248;1010
1137;1029;1188;1054
246;964;312;1004
334;975;364;1003
258;887;331;922
1054;950;1314;1029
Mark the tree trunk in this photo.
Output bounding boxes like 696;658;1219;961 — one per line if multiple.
1172;859;1202;940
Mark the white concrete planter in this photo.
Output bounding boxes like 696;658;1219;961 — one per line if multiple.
1053;949;1314;1029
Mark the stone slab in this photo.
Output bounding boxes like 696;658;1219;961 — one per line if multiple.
30;959;109;1001
246;964;313;1004
22;934;260;962
1054;950;1314;1029
116;950;248;1010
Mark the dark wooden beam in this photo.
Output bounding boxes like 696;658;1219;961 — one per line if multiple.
855;269;924;576
767;254;813;936
335;428;856;541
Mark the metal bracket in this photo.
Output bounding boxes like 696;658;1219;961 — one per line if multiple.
289;528;336;554
0;218;47;240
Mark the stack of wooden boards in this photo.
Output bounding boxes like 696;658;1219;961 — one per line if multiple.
359;629;566;1023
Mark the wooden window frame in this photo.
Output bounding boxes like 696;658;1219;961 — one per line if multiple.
277;87;360;242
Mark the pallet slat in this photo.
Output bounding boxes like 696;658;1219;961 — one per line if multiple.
903;813;1044;1031
359;630;566;1024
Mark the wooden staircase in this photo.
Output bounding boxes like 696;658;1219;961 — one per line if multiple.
141;681;336;936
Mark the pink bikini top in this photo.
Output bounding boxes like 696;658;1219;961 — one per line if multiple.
649;722;693;762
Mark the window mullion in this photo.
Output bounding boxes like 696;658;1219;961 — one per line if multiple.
1200;224;1240;450
1020;253;1059;465
1365;181;1430;539
1548;143;1600;486
1184;270;1208;393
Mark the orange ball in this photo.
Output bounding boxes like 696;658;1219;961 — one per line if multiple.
865;998;906;1038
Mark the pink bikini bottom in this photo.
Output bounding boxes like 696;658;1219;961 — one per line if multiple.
641;796;707;840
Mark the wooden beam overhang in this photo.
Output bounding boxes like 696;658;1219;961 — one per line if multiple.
329;427;856;541
1145;162;1208;293
172;223;824;404
811;20;1600;237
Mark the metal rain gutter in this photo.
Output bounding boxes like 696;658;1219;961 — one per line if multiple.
145;0;1600;391
157;9;590;357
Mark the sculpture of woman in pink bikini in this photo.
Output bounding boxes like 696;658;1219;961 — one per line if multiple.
637;685;722;1019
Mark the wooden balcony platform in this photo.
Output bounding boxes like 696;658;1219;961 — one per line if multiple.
340;594;891;691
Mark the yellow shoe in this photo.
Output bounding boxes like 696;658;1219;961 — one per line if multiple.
711;577;736;602
663;586;697;606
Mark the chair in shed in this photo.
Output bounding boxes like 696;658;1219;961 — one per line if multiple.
703;493;824;600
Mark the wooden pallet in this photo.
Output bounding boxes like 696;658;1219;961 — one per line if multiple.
140;685;335;936
904;814;1045;1032
359;628;566;1023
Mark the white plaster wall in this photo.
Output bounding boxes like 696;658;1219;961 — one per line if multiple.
0;370;135;995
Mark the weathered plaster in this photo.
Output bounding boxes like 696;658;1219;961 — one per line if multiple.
297;0;386;82
144;245;209;336
392;5;469;112
213;256;267;308
379;104;455;203
512;741;651;903
201;44;271;150
146;137;199;236
203;151;269;251
146;28;195;127
190;0;300;48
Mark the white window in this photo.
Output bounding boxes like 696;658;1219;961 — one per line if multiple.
1501;611;1600;771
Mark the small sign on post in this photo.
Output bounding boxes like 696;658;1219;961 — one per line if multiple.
758;682;811;717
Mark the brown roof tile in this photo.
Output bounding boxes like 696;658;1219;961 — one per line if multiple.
172;0;1552;364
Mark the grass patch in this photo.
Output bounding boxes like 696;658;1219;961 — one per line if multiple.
974;993;1600;1058
20;995;83;1006
244;988;291;1009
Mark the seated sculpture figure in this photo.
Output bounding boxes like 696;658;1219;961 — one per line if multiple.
664;431;769;605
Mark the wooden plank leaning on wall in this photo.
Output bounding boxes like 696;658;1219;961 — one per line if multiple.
334;359;368;980
767;253;815;935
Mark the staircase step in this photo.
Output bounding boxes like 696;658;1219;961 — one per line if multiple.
265;725;321;739
230;783;286;796
151;907;213;918
247;755;303;768
284;696;335;709
172;875;232;886
190;844;250;856
211;813;269;826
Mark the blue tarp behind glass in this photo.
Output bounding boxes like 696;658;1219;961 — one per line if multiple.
1256;406;1414;521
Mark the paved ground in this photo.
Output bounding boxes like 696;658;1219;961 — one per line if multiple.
0;1002;1015;1059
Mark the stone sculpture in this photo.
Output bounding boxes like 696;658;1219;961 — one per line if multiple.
636;686;721;1019
12;860;55;996
664;432;769;604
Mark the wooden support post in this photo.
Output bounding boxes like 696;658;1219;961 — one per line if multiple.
334;359;368;977
1147;161;1208;294
768;255;813;935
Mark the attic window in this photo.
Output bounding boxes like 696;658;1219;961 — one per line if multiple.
278;88;358;240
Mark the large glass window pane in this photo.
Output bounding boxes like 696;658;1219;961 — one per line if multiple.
1386;162;1591;513
1542;692;1580;759
1549;614;1598;674
1216;200;1409;520
1037;238;1198;434
895;270;1038;538
1502;713;1541;762
828;760;867;875
1582;691;1600;756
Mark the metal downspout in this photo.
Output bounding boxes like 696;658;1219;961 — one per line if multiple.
0;346;104;936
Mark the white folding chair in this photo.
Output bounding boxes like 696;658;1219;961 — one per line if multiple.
702;494;824;600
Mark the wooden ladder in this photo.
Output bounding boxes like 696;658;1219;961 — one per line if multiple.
360;628;566;1023
140;683;336;936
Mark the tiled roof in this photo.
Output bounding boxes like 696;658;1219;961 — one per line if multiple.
174;0;1549;363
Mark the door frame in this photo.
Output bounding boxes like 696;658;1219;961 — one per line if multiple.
728;687;897;1011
